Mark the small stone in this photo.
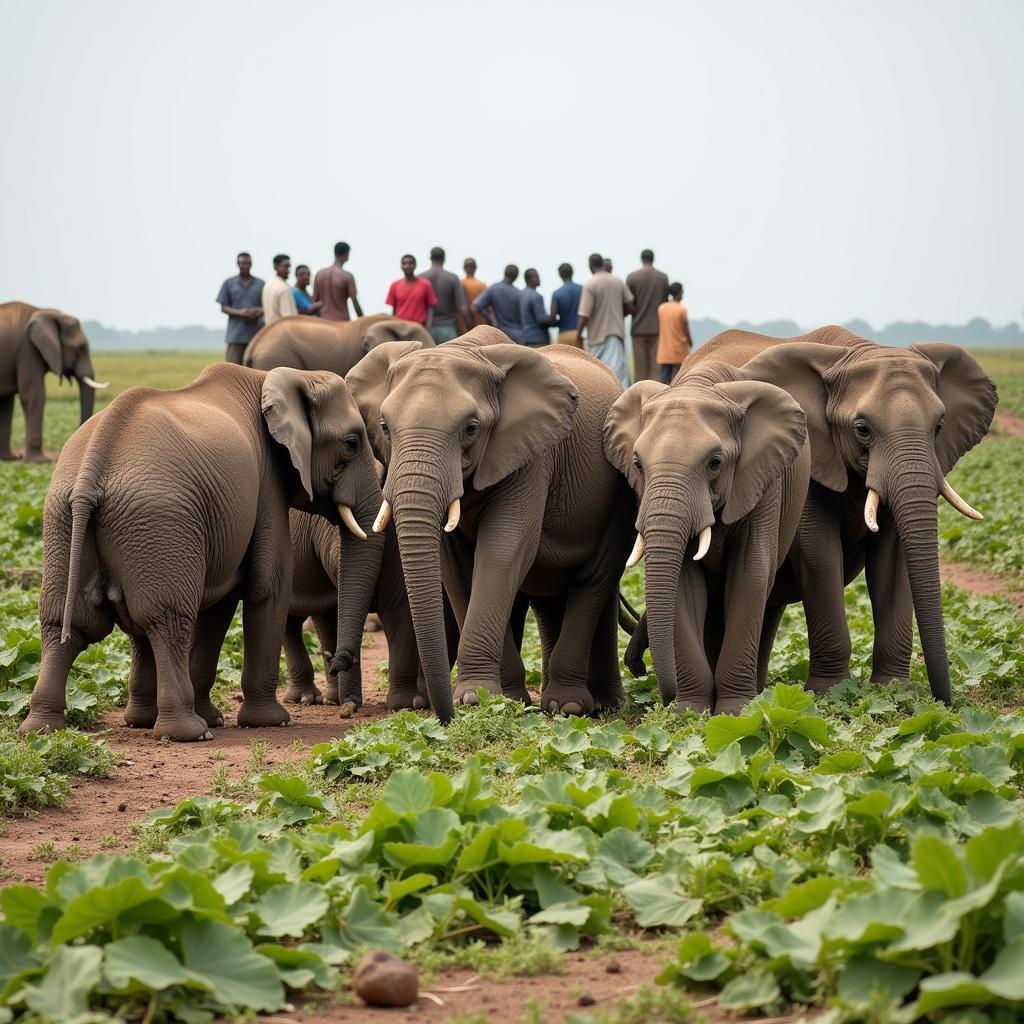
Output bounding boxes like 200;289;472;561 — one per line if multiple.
352;950;419;1007
577;993;596;1007
117;803;127;812
605;960;622;974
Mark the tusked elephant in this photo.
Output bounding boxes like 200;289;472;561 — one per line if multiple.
244;313;434;374
283;507;458;714
348;327;637;723
687;325;997;704
20;363;383;742
605;362;810;714
0;302;108;462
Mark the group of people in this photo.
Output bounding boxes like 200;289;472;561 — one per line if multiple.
216;244;692;385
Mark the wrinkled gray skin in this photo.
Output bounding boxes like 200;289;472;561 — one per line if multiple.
0;302;106;462
348;327;637;723
606;363;810;714
284;508;458;713
21;363;384;742
687;326;997;704
244;313;434;373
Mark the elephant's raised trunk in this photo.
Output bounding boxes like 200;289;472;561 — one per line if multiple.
77;376;96;425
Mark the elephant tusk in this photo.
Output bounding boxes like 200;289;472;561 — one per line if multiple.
338;504;367;540
693;525;712;562
444;499;461;533
372;499;392;534
626;533;645;568
81;376;109;390
940;479;983;521
864;488;880;533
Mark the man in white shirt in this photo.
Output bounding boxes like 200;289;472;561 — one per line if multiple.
262;254;298;325
576;252;635;387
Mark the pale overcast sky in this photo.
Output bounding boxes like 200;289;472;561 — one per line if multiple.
2;1;1021;331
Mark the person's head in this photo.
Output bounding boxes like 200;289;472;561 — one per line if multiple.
334;241;351;263
669;282;684;300
463;257;478;277
430;246;445;265
588;253;604;273
273;254;291;280
558;262;573;281
400;254;417;278
237;252;252;276
503;264;519;284
603;258;613;273
295;264;311;289
641;249;655;265
524;268;540;289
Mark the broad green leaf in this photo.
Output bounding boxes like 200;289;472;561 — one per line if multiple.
381;770;436;815
455;895;520;937
0;886;50;942
335;887;401;951
913;834;968;897
212;862;254;904
0;924;38;989
24;945;102;1021
50;875;165;944
718;968;780;1010
837;955;921;1006
529;902;591;926
255;944;337;990
180;919;285;1011
104;935;200;992
386;873;437;905
622;876;701;928
254;883;330;938
705;714;762;753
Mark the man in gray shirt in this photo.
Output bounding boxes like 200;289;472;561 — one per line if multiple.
216;252;264;364
626;249;671;381
473;264;524;342
419;247;468;343
577;252;635;387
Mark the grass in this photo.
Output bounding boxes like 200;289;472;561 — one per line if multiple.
971;347;1024;419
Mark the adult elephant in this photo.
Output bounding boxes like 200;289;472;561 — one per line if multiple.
687;325;997;704
21;363;383;742
0;302;108;462
348;327;636;723
604;362;810;714
244;313;433;373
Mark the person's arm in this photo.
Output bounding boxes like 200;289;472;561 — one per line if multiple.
349;274;364;318
576;315;589;344
680;309;693;350
218;281;258;320
576;285;592;344
474;287;497;327
425;282;437;330
425;307;433;329
454;278;470;333
308;299;324;314
385;283;397;317
623;282;636;318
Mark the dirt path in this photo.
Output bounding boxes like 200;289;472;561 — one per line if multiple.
942;560;1024;615
993;409;1024;438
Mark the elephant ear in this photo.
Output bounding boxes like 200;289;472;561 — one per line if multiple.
715;380;808;524
262;367;315;504
473;346;579;491
603;381;666;489
734;342;848;492
346;340;423;456
910;343;998;474
27;312;63;376
363;321;433;354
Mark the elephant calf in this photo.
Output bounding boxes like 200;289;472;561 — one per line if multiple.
606;362;810;714
21;363;383;742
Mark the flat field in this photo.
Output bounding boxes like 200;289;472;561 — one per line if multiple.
1;350;1023;1024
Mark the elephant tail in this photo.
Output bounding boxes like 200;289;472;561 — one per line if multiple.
617;590;641;635
61;497;95;644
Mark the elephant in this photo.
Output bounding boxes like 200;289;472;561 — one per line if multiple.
685;325;997;704
244;313;434;373
347;326;637;723
0;302;108;462
20;362;384;742
604;362;810;714
283;507;459;713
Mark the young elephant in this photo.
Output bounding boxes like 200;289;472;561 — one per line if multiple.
21;363;383;742
348;327;637;723
604;363;810;714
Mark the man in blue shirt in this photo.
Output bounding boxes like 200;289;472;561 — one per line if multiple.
473;264;523;342
292;264;323;316
519;269;553;347
216;252;265;363
551;262;583;347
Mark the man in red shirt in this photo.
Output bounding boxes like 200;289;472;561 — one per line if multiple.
385;254;437;327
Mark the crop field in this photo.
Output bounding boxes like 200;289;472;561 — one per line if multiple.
1;350;1023;1023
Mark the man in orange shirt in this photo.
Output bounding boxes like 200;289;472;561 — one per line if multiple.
656;282;692;384
461;258;488;330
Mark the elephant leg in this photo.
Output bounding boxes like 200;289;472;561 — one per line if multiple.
124;635;158;728
756;603;786;692
307;611;340;705
149;616;212;742
510;593;530;652
541;584;606;716
282;615;324;706
376;579;426;710
318;609;363;713
19;626;84;734
865;519;913;685
531;595;566;695
0;394;16;460
17;382;48;462
673;562;714;713
587;592;626;714
189;593;238;726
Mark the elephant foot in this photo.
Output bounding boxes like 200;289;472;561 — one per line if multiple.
454;678;502;706
590;679;626;715
236;699;291;728
540;684;594;717
153;713;213;742
870;672;911;688
194;699;225;727
19;709;67;735
713;695;753;716
501;683;533;706
387;685;428;712
282;683;324;706
0;450;20;462
673;698;712;715
364;614;382;633
805;675;847;695
338;700;361;718
123;700;158;729
23;451;52;464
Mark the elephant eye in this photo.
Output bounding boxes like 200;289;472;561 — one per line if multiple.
464;419;480;440
934;419;944;437
341;434;360;457
853;419;873;443
707;454;724;474
379;420;390;439
632;453;643;472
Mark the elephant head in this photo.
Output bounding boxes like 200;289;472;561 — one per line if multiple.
736;338;997;703
261;367;385;678
27;309;107;424
604;371;807;704
360;317;435;355
347;328;578;722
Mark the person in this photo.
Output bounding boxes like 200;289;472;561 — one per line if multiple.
385;254;436;327
551;262;582;346
577;253;635;387
602;257;613;273
262;254;298;325
627;249;671;381
461;258;488;329
292;264;323;316
656;282;692;384
519;269;553;347
419;247;468;343
473;265;524;342
216;252;265;364
313;241;363;322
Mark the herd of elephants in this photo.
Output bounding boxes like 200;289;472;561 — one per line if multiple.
0;301;999;742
